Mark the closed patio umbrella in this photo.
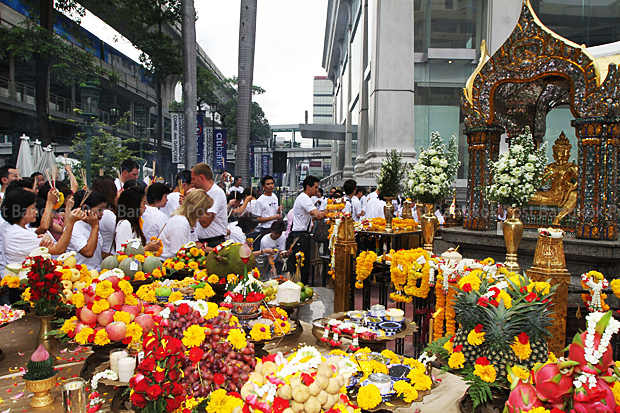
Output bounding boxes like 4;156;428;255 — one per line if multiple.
16;135;35;178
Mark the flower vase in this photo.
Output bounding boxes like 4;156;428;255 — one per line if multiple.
384;197;394;232
35;314;57;353
421;203;439;253
401;199;413;219
503;207;523;273
24;375;56;408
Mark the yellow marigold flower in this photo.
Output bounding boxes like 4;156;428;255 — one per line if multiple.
124;294;138;306
458;274;482;291
443;340;454;353
381;349;400;365
205;302;219;320
168;291;183;302
95;280;114;299
61;317;78;334
448;351;465;369
94;329;111;346
274;320;291;336
183;325;206;348
407;368;432;391
507;365;530;384
481;257;494;265
356;384;382;410
467;329;485;346
227;274;237;283
611;382;620;407
189;247;199;256
174;262;186;271
71;292;85;308
208;274;220;284
75;327;94;344
402;358;425;371
22;287;31;303
511;341;532;360
548;352;558;364
329;349;348;357
527;282;550;295
117;254;128;262
114;311;132;325
474;364;497;383
92;299;110;314
205;389;244;413
151;268;163;278
194;285;215;300
188;261;199;270
227;328;248;350
133;271;146;281
250;323;271;341
229;315;240;327
134;254;145;263
393;380;418;403
118;280;133;295
497;290;512;308
60;269;72;281
126;322;143;344
163;258;174;268
524;408;549;413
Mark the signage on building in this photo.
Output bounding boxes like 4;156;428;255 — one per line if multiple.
262;154;270;177
309;160;322;177
171;113;185;164
196;113;204;163
205;125;213;167
214;129;227;172
249;145;255;176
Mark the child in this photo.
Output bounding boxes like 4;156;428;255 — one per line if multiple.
259;220;287;274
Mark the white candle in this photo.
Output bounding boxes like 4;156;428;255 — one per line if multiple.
117;356;136;383
109;349;128;375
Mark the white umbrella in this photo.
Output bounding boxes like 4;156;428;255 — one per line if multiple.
55;155;79;180
16;134;35;178
35;145;56;178
32;139;43;167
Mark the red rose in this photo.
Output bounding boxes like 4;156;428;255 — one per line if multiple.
153;370;166;383
517;332;529;344
130;376;149;393
213;373;226;385
130;391;147;408
177;303;190;316
474;324;483;333
44;273;54;280
140;356;156;372
146;384;162;400
166;397;181;412
300;372;314;386
49;288;58;295
171;382;184;396
525;292;538;302
462;283;472;292
219;278;226;284
188;347;204;362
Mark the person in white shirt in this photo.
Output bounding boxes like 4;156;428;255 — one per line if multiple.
68;190;107;270
1;188;83;277
115;186;160;254
0;165;18;200
260;220;288;273
363;189;386;219
311;188;328;211
191;163;228;249
114;159;139;191
352;187;365;222
342;179;364;222
229;176;244;195
92;177;118;256
255;175;283;237
159;189;213;260
288;176;326;284
143;183;171;240
160;170;191;217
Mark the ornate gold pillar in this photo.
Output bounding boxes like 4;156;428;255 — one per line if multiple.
463;125;503;231
526;235;570;356
572;117;620;240
334;217;357;313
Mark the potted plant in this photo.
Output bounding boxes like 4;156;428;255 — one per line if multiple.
376;149;408;232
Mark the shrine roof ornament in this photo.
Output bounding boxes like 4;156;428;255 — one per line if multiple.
462;0;620;130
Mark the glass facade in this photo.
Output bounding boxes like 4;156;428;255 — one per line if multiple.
313;77;334;124
414;0;483;50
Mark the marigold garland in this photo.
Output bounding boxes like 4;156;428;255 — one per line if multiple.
445;281;458;337
434;279;446;340
389;248;432;299
355;251;377;288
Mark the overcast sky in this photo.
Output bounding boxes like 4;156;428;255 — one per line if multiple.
81;1;329;127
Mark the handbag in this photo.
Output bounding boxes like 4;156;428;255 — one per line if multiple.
312;219;330;244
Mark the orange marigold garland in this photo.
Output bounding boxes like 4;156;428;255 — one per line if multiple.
445;280;458;337
434;278;446;340
355;251;377;289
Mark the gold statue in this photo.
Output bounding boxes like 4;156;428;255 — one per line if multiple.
529;132;578;225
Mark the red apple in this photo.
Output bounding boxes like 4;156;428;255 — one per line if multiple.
144;305;163;315
135;314;154;333
97;309;116;327
76;307;82;320
121;305;140;321
106;276;120;288
74;322;86;335
84;290;95;306
105;321;128;342
107;291;125;308
79;307;98;325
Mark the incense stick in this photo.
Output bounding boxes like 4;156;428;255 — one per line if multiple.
178;179;184;195
79;189;92;207
79;169;88;189
51;165;58;188
155;222;167;239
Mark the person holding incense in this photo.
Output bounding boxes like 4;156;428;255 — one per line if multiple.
68;190;107;270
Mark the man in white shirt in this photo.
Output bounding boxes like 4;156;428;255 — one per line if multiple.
363;188;386;219
255;175;283;238
288;176;326;284
160;170;191;217
191;163;228;249
260;220;287;273
0;165;18;200
342;179;364;222
352;186;364;222
114;159;139;191
229;176;244;195
143;182;171;239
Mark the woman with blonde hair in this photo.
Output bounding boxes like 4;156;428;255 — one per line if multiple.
159;189;214;260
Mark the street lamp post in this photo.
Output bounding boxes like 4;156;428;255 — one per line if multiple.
135;103;147;181
80;75;101;188
209;102;218;170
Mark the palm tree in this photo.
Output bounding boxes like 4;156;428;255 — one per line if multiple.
236;0;257;186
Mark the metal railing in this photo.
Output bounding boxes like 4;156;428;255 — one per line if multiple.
0;76;73;116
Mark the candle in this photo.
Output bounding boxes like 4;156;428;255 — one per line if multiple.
428;318;435;345
109;349;128;375
62;377;86;413
117;356;136;383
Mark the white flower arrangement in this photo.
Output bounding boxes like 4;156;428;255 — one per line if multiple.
407;131;460;204
99;268;125;281
486;127;547;207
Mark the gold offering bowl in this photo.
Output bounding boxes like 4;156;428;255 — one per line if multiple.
24;375;57;407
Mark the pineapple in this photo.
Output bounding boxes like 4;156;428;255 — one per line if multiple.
453;326;480;366
452;279;489;367
478;301;520;380
520;303;553;368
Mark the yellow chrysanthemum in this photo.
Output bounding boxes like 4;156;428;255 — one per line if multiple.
226;328;248;350
71;292;85;308
189;248;199;257
75;327;94;344
188;261;199;270
448;351;465;369
393;380;418;403
474;364;497;383
194;285;215;300
151;268;163;278
205;389;244;413
168;291;183;302
174;262;186;271
60;317;78;334
126;323;143;344
133;271;146;281
94;329;111;346
113;311;131;325
407;368;432;391
134;254;145;263
208;274;220;284
92;299;110;314
527;282;550;296
95;280;114;299
356;384;382;410
249;323;271;341
511;340;532;360
205;302;219;320
183;325;206;348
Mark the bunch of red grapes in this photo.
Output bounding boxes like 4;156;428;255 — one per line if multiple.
162;306;256;397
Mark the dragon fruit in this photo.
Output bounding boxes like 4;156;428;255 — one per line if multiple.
570;377;617;413
504;379;543;413
568;312;615;375
531;360;579;407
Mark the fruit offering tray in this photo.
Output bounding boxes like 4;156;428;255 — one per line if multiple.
312;312;417;344
261;279;318;309
246;318;303;344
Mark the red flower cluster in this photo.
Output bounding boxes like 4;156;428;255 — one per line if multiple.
24;255;63;316
129;325;185;412
225;291;266;303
